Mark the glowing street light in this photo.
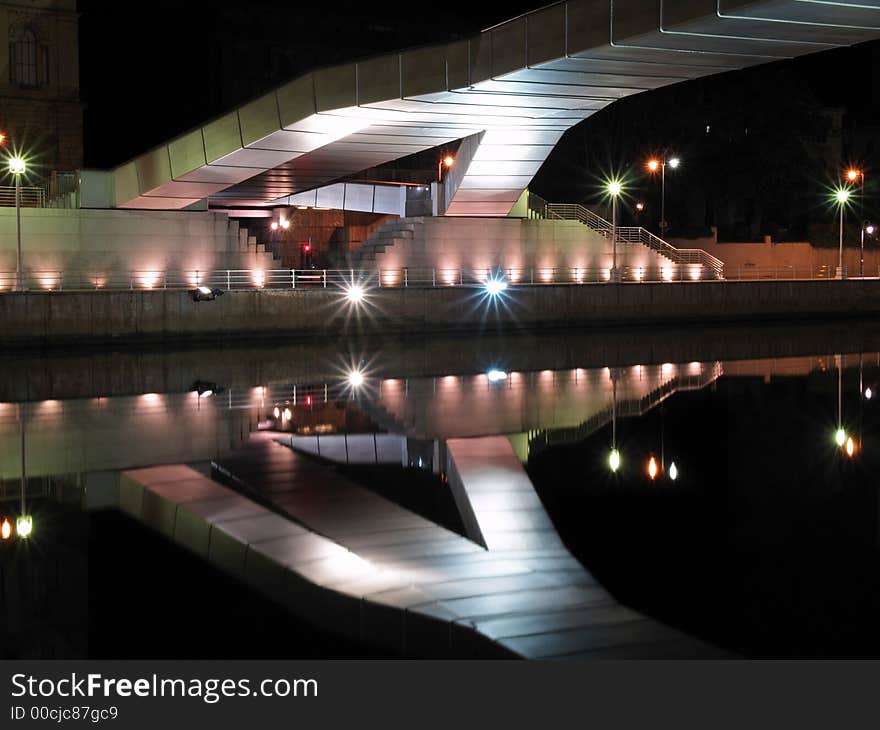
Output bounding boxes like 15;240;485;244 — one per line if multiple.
835;427;846;447
668;461;679;481
348;369;365;388
487;369;508;382
607;179;623;281
861;222;875;278
845;436;856;458
438;154;455;182
484;277;508;297
834;187;851;278
8;155;26;291
608;448;621;472
1;518;11;541
16;515;32;539
345;283;365;304
647;455;658;480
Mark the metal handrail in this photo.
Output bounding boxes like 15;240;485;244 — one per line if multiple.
0;263;869;292
0;186;45;208
544;202;725;278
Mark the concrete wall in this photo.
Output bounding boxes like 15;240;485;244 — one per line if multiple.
4;280;880;345
671;233;880;277
363;217;675;282
0;207;276;284
0;393;254;480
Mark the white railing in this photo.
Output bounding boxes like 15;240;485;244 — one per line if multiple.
544;202;725;279
0;186;45;208
0;265;728;292
1;263;872;292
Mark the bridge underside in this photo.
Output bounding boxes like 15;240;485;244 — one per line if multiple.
112;0;880;215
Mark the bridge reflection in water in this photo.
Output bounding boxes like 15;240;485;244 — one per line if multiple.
0;354;855;657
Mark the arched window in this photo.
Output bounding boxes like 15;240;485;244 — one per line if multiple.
11;29;39;87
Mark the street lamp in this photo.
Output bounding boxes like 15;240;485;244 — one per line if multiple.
861;222;875;278
607;179;622;281
647;156;680;237
438;154;455;182
835;187;851;278
8;155;26;291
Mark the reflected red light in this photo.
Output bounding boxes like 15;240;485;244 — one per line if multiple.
302;243;312;253
306;395;313;407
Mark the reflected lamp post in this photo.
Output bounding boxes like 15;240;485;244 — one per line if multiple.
9;156;26;291
608;368;620;472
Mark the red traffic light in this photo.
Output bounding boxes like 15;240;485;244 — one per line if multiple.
302;242;312;253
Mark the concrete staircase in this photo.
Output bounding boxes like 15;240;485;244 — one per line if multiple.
352;215;679;282
353;217;425;267
231;219;279;270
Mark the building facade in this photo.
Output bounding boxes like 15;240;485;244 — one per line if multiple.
0;0;81;180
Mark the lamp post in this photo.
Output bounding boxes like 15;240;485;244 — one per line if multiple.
647;156;679;237
608;180;622;281
861;222;875;278
846;169;866;275
9;156;26;291
438;154;454;182
835;187;851;279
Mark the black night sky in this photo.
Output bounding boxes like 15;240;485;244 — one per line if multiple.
77;1;880;241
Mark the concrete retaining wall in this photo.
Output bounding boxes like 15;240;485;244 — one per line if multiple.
3;280;880;346
361;217;675;282
0;207;276;276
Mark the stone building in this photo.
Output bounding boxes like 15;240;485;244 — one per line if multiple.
0;0;81;180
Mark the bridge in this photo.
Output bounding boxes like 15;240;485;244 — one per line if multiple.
108;0;880;213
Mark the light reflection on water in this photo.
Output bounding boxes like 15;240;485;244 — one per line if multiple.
3;345;880;658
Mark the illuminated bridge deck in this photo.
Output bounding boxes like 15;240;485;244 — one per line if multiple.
117;432;727;658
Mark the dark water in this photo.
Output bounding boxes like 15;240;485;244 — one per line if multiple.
3;327;880;658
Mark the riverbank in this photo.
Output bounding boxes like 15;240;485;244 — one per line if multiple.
2;280;880;346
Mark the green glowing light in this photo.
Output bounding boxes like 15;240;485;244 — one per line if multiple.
835;188;851;205
835;428;846;447
16;515;32;539
7;156;25;175
607;180;622;197
608;448;620;472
